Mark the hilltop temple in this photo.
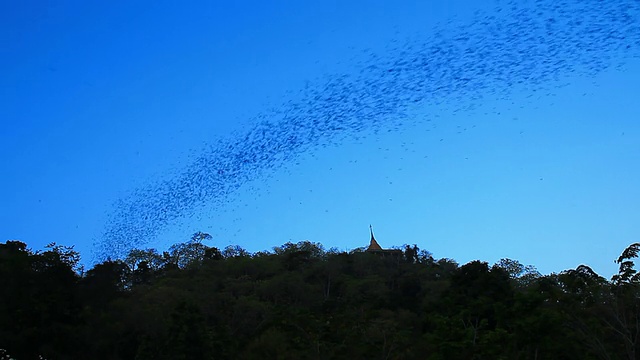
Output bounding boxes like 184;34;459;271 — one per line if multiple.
366;225;403;256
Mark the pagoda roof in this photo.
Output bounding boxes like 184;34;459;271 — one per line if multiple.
367;225;384;251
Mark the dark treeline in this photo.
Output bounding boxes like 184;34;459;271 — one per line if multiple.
1;233;639;360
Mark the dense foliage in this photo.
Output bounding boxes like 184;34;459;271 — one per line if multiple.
1;234;639;359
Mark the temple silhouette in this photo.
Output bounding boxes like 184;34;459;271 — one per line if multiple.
366;225;403;257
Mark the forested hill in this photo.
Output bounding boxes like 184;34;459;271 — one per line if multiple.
1;235;639;360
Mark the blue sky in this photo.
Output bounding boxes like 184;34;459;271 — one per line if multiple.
1;0;639;277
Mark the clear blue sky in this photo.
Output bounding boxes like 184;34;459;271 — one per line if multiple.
2;0;639;277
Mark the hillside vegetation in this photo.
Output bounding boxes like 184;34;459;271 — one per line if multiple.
1;234;639;359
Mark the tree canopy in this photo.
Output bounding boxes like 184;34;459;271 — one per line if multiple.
1;237;638;359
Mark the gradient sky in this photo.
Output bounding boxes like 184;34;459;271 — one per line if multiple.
2;0;639;277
